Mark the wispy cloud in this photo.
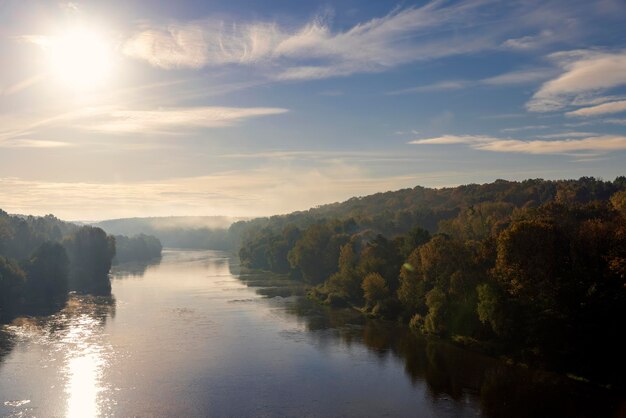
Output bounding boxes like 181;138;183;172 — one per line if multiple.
502;30;555;50
391;67;554;95
570;94;626;106
1;74;45;96
388;80;468;95
565;100;626;117
501;125;549;133
605;118;626;125
527;50;626;112
122;2;508;80
409;135;490;145
537;131;598;138
81;106;288;134
0;106;288;144
409;134;626;155
0;139;70;148
481;68;554;85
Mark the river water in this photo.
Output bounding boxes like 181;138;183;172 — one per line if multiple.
0;249;623;417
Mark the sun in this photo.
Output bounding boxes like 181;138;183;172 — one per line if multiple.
46;27;114;90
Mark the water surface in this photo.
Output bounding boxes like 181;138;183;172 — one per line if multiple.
1;250;623;417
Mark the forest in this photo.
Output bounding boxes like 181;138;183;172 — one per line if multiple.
234;177;626;387
0;210;162;322
113;234;163;264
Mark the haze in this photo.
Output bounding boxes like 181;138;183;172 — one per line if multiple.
1;0;625;220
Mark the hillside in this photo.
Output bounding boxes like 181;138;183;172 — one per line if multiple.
233;177;626;387
94;216;247;249
231;176;625;240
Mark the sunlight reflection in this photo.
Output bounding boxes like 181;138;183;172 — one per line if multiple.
66;351;103;418
63;313;106;418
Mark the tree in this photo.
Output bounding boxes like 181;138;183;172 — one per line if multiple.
63;226;115;294
22;241;69;310
362;272;389;307
326;240;362;302
288;224;348;284
0;256;26;322
398;248;426;315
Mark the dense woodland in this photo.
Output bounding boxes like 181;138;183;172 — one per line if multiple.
113;234;163;264
0;210;162;322
234;177;626;386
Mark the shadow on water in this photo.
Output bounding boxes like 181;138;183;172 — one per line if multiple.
111;257;162;279
235;266;626;418
0;329;15;366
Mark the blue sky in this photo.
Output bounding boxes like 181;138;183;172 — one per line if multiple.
1;0;625;220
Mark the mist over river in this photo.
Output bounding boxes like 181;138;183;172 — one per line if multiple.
1;250;623;417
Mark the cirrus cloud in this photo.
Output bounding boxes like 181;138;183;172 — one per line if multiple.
565;100;626;117
409;134;626;155
81;106;288;134
121;1;510;80
527;50;626;112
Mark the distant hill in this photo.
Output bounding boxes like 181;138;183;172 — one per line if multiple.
93;216;248;250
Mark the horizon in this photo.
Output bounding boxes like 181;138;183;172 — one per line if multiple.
1;0;625;220
3;174;623;223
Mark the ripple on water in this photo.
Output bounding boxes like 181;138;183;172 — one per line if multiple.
227;298;257;303
3;400;30;407
278;328;309;344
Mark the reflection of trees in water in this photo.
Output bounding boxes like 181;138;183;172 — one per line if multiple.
231;264;626;418
283;295;624;418
9;293;115;333
0;329;15;366
111;257;162;278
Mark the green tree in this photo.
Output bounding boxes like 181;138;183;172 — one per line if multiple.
0;256;26;322
22;241;69;311
362;272;389;308
288;224;348;284
63;226;115;294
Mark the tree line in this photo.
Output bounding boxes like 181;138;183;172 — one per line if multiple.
234;177;626;387
0;210;162;323
113;234;163;264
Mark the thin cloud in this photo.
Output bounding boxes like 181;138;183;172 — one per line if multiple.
481;68;554;85
409;135;493;145
390;67;553;95
501;125;550;133
409;134;626;155
0;105;287;146
566;100;626;117
1;74;45;96
570;94;626;106
388;80;468;95
604;118;626;125
527;50;626;112
537;131;598;138
502;30;554;50
0;139;70;148
81;106;288;134
122;2;506;80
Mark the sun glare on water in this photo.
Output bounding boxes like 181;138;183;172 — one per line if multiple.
46;27;114;90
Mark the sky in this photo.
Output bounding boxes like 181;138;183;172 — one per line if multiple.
0;0;625;221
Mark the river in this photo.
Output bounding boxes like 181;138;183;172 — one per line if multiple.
0;249;623;417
